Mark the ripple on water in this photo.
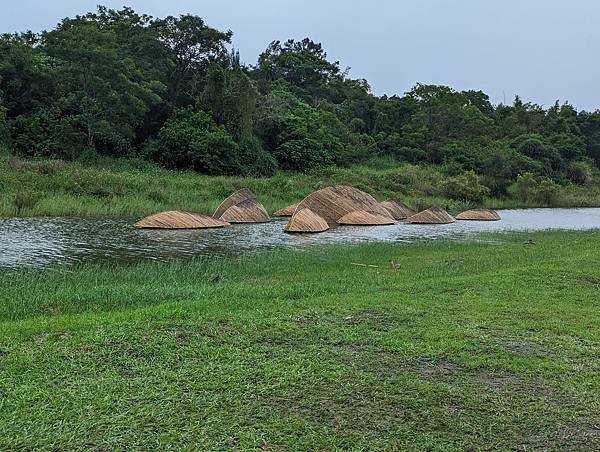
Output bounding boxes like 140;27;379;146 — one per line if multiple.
1;208;599;268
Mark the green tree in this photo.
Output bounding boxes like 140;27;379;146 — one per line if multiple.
42;17;162;154
150;14;232;109
256;38;343;101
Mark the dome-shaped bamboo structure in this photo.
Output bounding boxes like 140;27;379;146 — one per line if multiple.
406;206;455;224
284;208;329;233
273;204;298;217
135;211;230;229
338;210;395;226
456;209;501;221
295;185;394;225
220;199;270;224
380;200;416;220
214;189;270;223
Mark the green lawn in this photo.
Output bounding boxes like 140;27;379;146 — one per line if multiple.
1;231;599;449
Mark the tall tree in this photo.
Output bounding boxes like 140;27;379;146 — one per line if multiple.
150;15;232;109
42;16;162;154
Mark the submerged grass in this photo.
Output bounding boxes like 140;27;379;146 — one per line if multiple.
1;231;599;449
2;155;600;218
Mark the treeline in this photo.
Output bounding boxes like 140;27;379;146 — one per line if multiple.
1;6;600;197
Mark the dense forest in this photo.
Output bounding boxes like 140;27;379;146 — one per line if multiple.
2;6;600;201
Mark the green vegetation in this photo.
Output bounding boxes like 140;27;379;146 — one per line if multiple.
1;231;599;449
2;5;600;205
2;154;600;218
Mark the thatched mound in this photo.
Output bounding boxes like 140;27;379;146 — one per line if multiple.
273;204;298;217
135;211;230;229
406;206;455;224
220;199;270;223
295;185;393;225
214;188;256;218
456;209;501;221
338;210;395;226
214;189;270;223
284;208;329;233
381;200;416;220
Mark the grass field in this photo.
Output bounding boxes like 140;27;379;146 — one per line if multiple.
2;154;600;218
1;231;599;449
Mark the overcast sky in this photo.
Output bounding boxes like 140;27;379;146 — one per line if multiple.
2;0;599;111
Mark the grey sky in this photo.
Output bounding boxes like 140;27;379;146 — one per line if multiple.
2;0;599;111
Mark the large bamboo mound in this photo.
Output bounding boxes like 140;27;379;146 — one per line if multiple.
135;211;230;229
456;209;501;221
220;199;270;223
338;210;395;226
285;208;329;233
406;206;456;224
295;185;394;225
273;204;298;217
214;189;270;223
381;200;416;220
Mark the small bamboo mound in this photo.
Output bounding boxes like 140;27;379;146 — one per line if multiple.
338;210;395;226
284;208;329;233
456;209;501;221
295;185;394;225
220;199;270;224
273;204;298;217
214;189;270;223
135;211;230;229
381;200;416;220
406;206;456;224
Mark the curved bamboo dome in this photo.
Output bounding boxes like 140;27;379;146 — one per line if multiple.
284;208;329;233
220;199;270;223
456;209;501;221
273;204;298;217
406;206;456;224
214;189;270;223
135;211;230;229
338;210;395;226
295;185;394;225
380;200;416;220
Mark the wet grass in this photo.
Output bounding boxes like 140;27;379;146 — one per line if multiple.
2;155;599;218
1;231;599;449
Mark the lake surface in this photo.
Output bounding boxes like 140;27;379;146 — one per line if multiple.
1;208;599;268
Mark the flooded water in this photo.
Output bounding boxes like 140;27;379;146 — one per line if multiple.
1;208;599;268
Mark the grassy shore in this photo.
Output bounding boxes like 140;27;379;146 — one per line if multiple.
2;154;600;218
1;231;599;449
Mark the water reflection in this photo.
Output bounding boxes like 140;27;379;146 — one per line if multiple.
1;208;599;268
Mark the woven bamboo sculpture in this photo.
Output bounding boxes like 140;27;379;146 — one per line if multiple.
214;189;270;223
135;211;230;229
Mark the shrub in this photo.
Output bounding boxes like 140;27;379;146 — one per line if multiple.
532;178;560;205
566;161;594;185
274;137;333;172
442;170;490;203
510;172;538;202
145;109;242;176
508;172;561;205
238;137;277;177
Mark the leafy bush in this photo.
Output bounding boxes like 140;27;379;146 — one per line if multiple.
237;136;277;177
442;170;490;203
532;178;560;205
512;134;565;177
508;172;561;205
274;137;333;172
145;109;242;176
566;161;594;185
